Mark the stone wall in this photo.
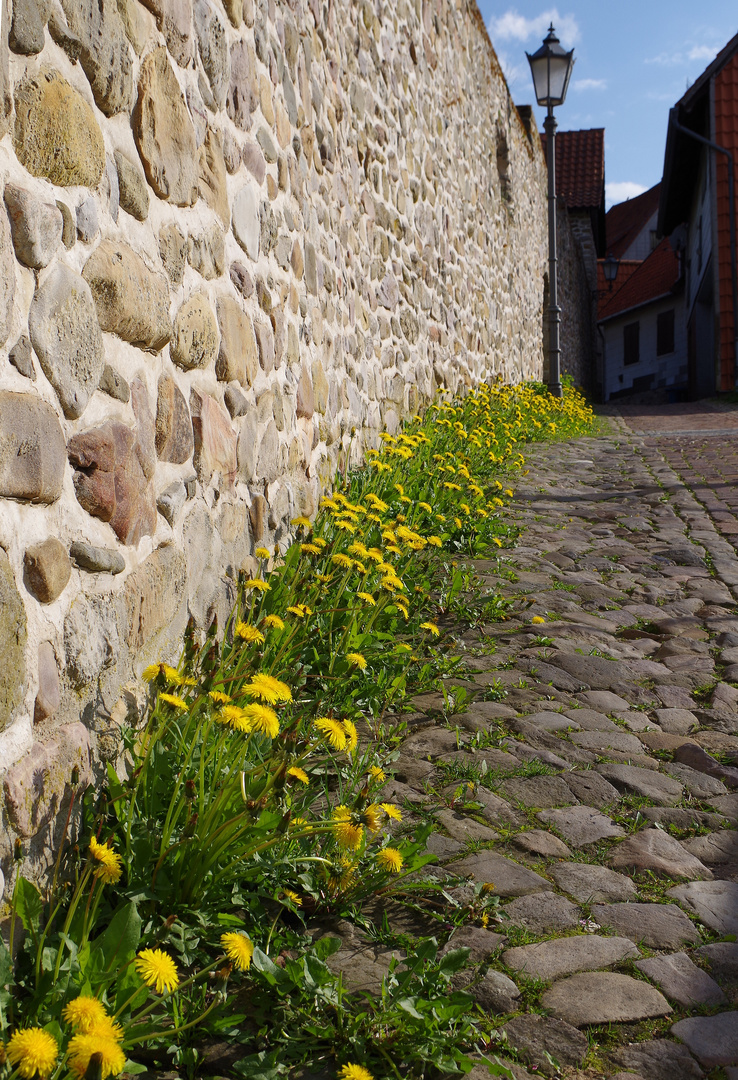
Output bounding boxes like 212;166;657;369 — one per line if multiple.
0;0;556;882
555;204;597;393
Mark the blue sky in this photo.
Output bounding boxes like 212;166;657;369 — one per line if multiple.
475;3;738;208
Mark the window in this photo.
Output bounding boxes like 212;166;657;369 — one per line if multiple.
623;322;640;366
657;309;675;355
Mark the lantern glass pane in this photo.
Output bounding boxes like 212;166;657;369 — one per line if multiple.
547;55;570;103
529;55;551;105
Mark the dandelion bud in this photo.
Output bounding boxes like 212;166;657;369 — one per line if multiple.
71;764;80;785
164;914;177;930
185;779;196;800
14;838;23;860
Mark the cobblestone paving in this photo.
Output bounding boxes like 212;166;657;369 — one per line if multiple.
330;413;738;1079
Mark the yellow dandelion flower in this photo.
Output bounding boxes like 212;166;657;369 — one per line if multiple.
209;689;232;704
282;888;302;906
504;488;514;497
361;804;381;832
300;543;321;556
287;603;313;618
291;516;312;529
332;553;354;569
287;766;309;784
367;512;382;524
380;803;402;821
420;622;440;637
339;1066;374;1080
377;848;404;873
63;996;109;1034
335;519;356;533
395;642;412;652
220;932;254;971
531;616;546;625
357;592;376;606
255;547;271;559
428;536;443;547
325;855;359;892
244;578;270;592
68;1034;125;1079
343;719;358;753
7;1029;58;1079
134;948;179;994
346;652;367;671
217;705;252;732
368;765;386;782
366;548;384;563
142;662;183;685
158;692;188;710
89;837;123;885
236;622;265;645
263;614;285;630
243;673;292;704
315;717;347;750
241;703;280;738
312;537;327;549
332;806;364;850
348;542;368;557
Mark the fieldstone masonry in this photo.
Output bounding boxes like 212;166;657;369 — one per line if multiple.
0;0;599;883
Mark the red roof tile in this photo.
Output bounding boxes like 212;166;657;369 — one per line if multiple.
605;183;661;258
540;128;605;209
598;239;680;321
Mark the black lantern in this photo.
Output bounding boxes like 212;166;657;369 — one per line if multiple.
526;24;575;108
603;252;620;290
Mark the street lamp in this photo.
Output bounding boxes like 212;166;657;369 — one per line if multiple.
527;25;575;397
602;252;620;291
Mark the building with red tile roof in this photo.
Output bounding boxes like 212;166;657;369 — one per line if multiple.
659;31;738;395
540;127;607;396
541;127;606;255
598;241;685;401
606;183;661;261
598;241;680;322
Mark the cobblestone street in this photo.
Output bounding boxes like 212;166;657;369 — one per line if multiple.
342;406;738;1078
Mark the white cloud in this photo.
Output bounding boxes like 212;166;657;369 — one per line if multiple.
572;78;607;92
489;8;580;48
606;181;648;209
646;42;718;67
688;44;716;61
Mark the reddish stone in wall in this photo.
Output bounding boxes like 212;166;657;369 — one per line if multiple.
68;419;157;545
190;387;237;485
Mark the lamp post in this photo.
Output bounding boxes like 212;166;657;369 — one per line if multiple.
527;25;575;398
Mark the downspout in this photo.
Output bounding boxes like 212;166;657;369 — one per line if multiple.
670;113;738;388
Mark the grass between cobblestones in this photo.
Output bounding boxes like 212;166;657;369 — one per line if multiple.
2;381;595;1080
